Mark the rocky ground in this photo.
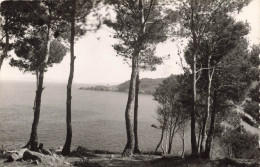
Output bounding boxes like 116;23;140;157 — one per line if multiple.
0;148;259;167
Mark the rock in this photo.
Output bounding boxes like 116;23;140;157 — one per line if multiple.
21;149;66;166
56;146;63;152
63;162;70;165
23;150;43;162
33;160;39;165
41;148;53;156
7;153;20;162
37;143;52;155
6;148;28;162
47;162;54;166
53;153;58;158
49;148;55;153
53;153;63;160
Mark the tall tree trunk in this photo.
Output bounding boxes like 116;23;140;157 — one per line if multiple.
191;52;198;156
168;117;173;154
190;0;198;156
25;69;44;151
134;70;141;154
0;56;4;73
200;57;213;155
62;1;76;155
200;100;209;153
165;130;168;154
123;0;145;157
168;125;174;154
168;108;180;154
161;131;165;154
200;117;206;154
24;23;51;151
155;128;164;153
122;52;139;157
181;125;185;157
0;20;9;73
33;71;39;110
197;123;202;154
204;91;217;159
168;137;173;154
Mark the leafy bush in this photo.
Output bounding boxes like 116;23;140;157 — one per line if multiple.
243;82;260;126
220;126;259;159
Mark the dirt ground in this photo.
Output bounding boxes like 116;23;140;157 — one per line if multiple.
1;152;260;167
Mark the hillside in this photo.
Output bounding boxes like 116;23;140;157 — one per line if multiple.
117;78;165;94
79;77;168;94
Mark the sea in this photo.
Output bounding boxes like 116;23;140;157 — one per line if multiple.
0;80;190;154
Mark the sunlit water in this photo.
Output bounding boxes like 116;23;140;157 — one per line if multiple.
0;80;190;154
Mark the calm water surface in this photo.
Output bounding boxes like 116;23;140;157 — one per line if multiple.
0;80;190;154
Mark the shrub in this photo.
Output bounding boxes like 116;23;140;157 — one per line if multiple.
220;126;259;159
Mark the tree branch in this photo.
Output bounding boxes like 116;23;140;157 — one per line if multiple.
0;34;6;43
196;67;214;73
196;64;202;82
144;0;154;25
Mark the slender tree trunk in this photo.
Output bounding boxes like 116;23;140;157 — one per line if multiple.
168;118;173;154
197;124;202;154
0;57;4;73
191;52;198;156
155;128;164;153
123;0;145;157
190;0;198;156
161;131;165;154
165;130;168;154
200;118;206;154
168;136;173;154
200;112;208;154
168;125;175;154
62;1;76;155
28;69;44;151
204;91;217;159
122;52;139;157
168;133;172;154
181;125;185;157
134;70;141;154
33;71;39;110
24;23;51;151
0;21;9;73
200;57;213;155
168;108;180;154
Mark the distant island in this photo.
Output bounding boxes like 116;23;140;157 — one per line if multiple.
79;77;168;94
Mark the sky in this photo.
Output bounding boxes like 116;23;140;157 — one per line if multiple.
0;0;259;85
